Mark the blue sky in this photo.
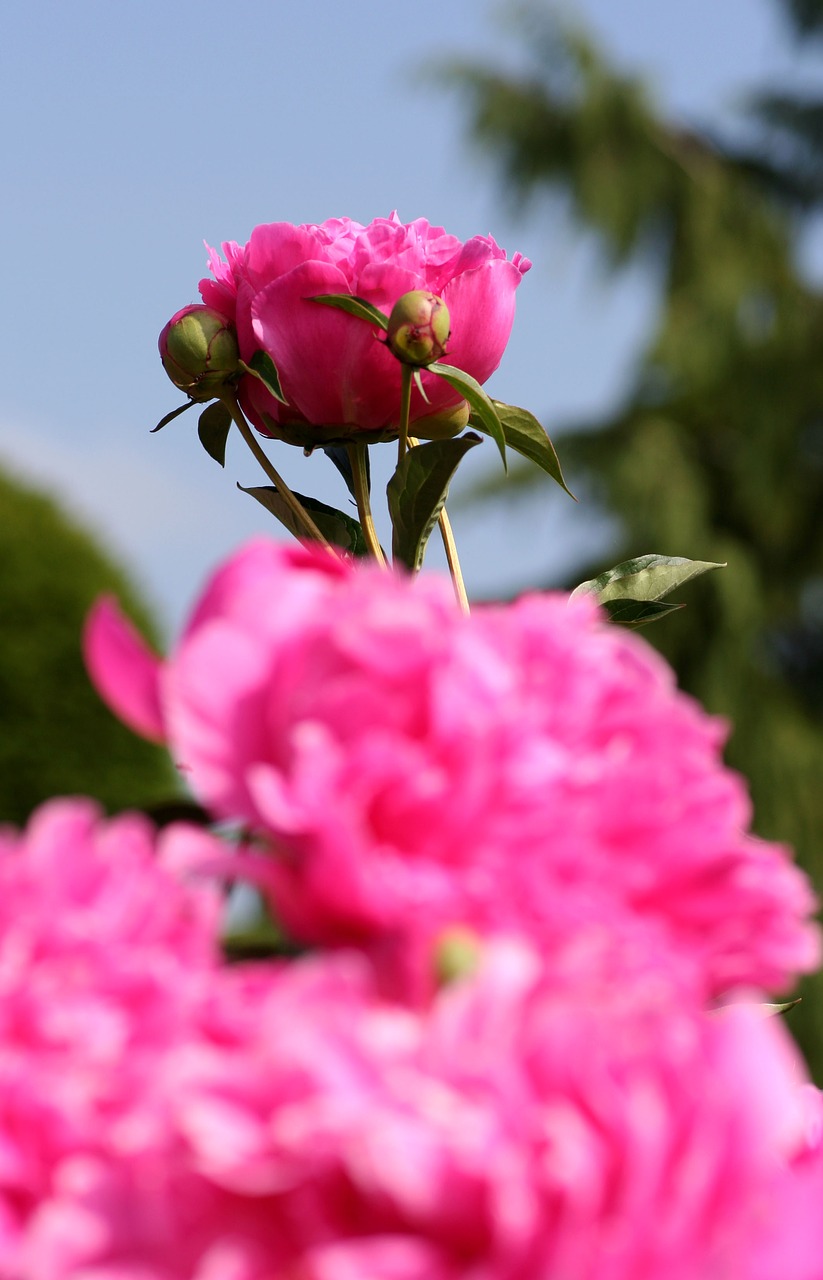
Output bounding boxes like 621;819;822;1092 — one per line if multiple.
0;0;807;633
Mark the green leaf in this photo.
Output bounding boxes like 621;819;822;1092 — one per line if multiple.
239;350;288;404
197;401;232;467
387;433;482;570
238;484;368;556
308;293;389;331
323;444;369;500
473;401;575;498
151;399;197;433
570;554;726;604
602;598;684;628
427;362;507;469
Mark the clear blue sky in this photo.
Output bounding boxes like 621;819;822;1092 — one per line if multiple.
0;0;806;632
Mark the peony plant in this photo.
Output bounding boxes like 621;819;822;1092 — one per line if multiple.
2;210;822;1276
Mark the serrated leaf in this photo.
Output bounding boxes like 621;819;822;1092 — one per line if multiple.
387;433;481;570
570;554;726;604
323;444;369;500
238;484;367;556
197;401;232;467
602;598;685;628
151;399;197;433
427;362;506;469
471;401;575;498
308;293;389;331
239;350;288;404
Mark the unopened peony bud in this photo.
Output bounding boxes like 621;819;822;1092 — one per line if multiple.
386;291;450;367
159;305;239;400
435;927;482;985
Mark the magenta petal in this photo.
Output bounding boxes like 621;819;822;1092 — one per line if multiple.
82;597;166;742
443;259;523;384
251;261;404;430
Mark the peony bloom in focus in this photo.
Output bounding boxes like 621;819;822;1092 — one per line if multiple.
84;540;820;1003
195;212;530;444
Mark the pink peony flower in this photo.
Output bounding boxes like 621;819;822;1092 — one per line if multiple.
155;940;823;1280
0;798;230;1272
2;801;819;1278
84;540;820;1003
194;213;530;443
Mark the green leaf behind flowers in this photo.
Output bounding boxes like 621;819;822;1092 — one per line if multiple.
387;433;482;570
571;554;726;605
601;598;684;628
151;399;197;433
473;401;574;498
308;294;390;331
427;363;507;469
197;402;232;467
238;484;368;556
239;350;288;404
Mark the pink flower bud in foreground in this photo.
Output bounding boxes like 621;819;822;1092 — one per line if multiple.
386;290;450;366
159;304;239;400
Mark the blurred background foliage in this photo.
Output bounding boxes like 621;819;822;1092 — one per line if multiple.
443;0;823;1065
0;467;177;824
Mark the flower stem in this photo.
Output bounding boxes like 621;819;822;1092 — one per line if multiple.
436;506;470;615
222;394;336;550
346;441;386;566
409;436;470;614
397;364;413;466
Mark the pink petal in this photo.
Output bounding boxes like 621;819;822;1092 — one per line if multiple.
83;597;166;742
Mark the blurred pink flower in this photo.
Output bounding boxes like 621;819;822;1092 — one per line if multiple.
159;941;822;1280
84;540;819;1003
195;213;530;443
0;798;232;1271
1;801;819;1278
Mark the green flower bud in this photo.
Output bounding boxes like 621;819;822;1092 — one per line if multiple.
386;290;450;367
159;305;239;400
434;926;482;985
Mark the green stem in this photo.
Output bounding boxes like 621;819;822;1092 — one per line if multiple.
409;436;470;614
223;394;335;550
436;507;470;615
346;441;386;566
397;364;413;466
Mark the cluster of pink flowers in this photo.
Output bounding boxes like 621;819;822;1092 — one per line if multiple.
2;797;822;1277
4;209;822;1274
53;533;823;1275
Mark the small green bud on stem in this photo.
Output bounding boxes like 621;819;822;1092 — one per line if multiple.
386;291;450;367
159;305;240;400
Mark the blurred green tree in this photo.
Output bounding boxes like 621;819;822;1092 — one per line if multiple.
443;2;823;1062
0;465;177;824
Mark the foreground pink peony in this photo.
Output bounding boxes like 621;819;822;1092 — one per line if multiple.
85;540;820;1002
195;212;530;443
2;803;821;1280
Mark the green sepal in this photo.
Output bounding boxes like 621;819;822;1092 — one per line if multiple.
238;483;368;556
472;401;574;498
151;399;197;433
427;362;506;469
571;554;726;605
602;598;684;629
197;401;232;467
387;433;482;571
308;293;389;331
239;350;288;404
762;998;802;1016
